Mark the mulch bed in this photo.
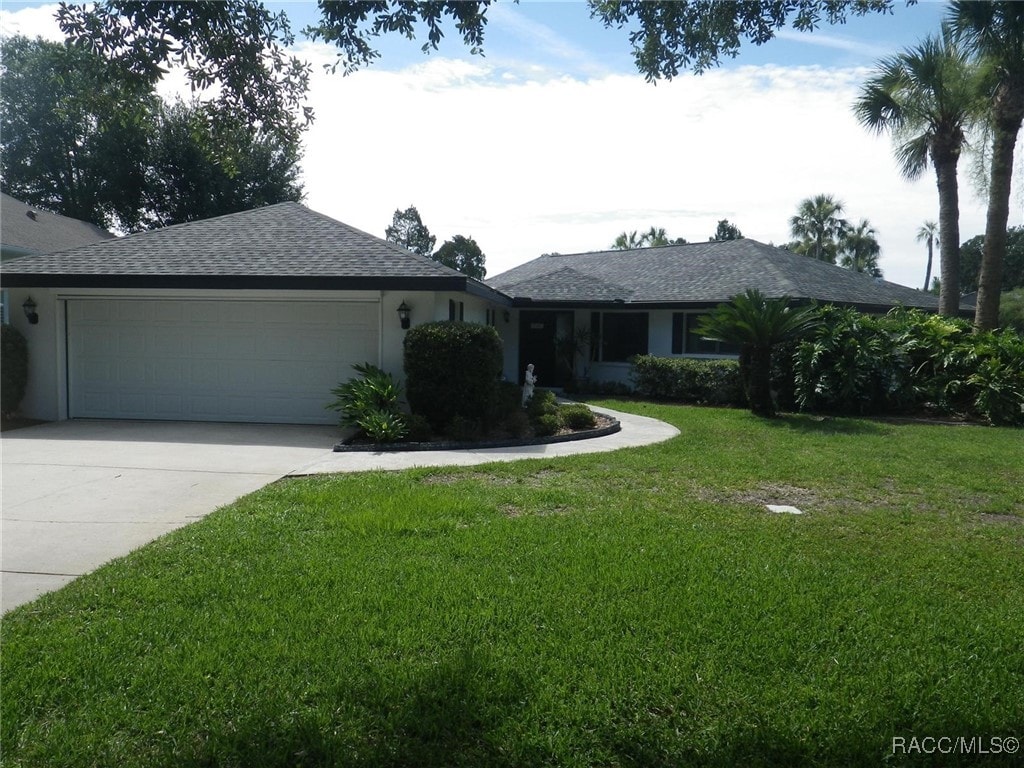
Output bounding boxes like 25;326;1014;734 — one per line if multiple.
334;412;620;453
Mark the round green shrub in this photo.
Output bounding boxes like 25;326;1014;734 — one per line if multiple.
404;321;503;431
533;413;562;437
559;403;597;430
1;324;29;417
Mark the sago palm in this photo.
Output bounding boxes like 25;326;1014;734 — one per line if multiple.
916;220;939;291
854;29;980;316
949;1;1024;330
789;194;847;264
696;290;820;417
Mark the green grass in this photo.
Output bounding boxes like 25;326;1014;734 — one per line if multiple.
3;403;1023;767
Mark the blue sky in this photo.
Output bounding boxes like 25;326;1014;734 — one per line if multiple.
2;1;1020;288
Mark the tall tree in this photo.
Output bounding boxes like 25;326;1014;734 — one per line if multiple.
642;226;670;246
853;31;979;315
916;221;940;291
612;230;645;250
142;101;304;230
612;228;684;249
0;35;156;230
385;207;436;257
949;2;1024;330
839;219;883;277
789;194;848;264
710;219;743;241
433;235;487;280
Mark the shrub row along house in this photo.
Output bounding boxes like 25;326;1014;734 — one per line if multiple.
1;201;965;425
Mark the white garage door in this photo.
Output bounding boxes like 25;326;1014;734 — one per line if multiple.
67;298;380;424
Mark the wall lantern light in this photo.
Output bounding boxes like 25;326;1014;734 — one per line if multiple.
397;301;411;330
503;310;511;323
23;296;39;325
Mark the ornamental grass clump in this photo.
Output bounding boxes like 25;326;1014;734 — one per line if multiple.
326;363;408;443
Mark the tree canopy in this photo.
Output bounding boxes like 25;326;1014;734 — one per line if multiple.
589;0;899;78
959;226;1024;294
788;194;848;264
611;227;685;249
0;35;304;232
433;235;487;280
385;207;436;257
710;219;743;241
0;35;156;230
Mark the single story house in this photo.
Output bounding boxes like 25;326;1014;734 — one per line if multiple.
2;201;960;424
487;239;962;387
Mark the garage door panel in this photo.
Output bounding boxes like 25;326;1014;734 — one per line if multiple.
69;299;380;424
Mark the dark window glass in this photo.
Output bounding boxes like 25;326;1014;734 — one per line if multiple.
600;312;648;362
684;314;740;355
448;299;456;321
671;313;685;354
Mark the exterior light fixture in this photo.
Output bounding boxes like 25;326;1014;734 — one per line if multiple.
397;301;411;330
23;296;39;325
503;310;511;323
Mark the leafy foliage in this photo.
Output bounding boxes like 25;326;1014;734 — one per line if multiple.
793;307;1024;425
0;36;156;231
839;219;883;277
999;287;1024;333
959;226;1024;293
326;363;407;443
385;206;436;257
404;322;503;431
697;290;821;417
433;235;487;279
558;403;597;430
630;355;744;406
57;0;312;143
611;228;685;249
589;0;896;78
1;324;30;417
710;219;743;241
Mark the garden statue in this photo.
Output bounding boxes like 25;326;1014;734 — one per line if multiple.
522;364;537;406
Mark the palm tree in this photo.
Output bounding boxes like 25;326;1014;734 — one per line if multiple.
612;230;643;250
696;290;820;417
642;226;670;246
949;2;1024;330
916;220;940;291
789;194;848;263
854;30;980;316
839;219;883;277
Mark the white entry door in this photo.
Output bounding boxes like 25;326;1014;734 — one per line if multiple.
67;298;380;424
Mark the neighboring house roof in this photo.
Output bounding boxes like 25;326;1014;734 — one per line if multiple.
489;239;961;313
1;193;115;261
0;201;507;301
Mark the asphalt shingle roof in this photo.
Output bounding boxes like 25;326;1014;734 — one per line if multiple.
0;202;510;300
488;239;949;311
1;193;114;259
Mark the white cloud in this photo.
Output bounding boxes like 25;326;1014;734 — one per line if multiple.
0;2;62;41
303;55;1020;286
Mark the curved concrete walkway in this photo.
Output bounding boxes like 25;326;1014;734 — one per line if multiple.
1;406;677;612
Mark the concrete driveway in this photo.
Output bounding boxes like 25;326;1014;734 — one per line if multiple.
1;408;678;614
1;420;340;613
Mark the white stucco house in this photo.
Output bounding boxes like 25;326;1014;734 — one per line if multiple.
2;200;959;425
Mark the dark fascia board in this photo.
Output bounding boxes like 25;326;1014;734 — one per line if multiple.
0;273;491;293
465;279;514;305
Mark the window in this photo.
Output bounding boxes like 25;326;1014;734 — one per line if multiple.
448;300;464;321
592;311;648;362
672;313;741;356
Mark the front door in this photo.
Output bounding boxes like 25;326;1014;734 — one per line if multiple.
518;310;572;388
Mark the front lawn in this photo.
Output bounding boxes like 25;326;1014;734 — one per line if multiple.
3;403;1022;767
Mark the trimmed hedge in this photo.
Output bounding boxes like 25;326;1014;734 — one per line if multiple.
1;324;29;417
404;321;503;431
631;355;744;406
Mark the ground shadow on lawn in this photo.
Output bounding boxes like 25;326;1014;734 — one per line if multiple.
768;413;893;435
